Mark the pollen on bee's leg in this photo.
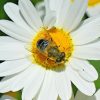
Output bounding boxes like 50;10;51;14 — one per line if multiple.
29;27;74;70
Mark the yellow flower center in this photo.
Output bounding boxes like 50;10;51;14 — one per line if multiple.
88;0;100;7
28;27;74;70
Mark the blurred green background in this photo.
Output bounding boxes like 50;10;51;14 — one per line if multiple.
0;0;100;99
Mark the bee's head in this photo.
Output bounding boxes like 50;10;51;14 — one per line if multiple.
37;39;49;51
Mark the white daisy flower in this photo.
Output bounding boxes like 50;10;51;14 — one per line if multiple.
87;0;100;17
0;0;99;100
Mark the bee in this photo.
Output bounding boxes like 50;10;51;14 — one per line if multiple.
37;39;66;63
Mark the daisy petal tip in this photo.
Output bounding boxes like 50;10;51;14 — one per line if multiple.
88;84;96;96
89;65;99;81
4;2;12;7
82;79;96;96
4;2;16;11
89;71;99;82
4;3;9;9
94;71;99;81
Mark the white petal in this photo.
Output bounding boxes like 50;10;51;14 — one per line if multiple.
0;58;31;76
69;58;98;82
0;36;20;42
87;4;100;17
45;0;65;25
22;65;45;100
44;0;50;13
82;15;100;25
0;39;29;60
48;0;57;11
54;71;72;100
0;76;13;93
55;0;71;28
66;67;96;96
56;0;88;31
4;3;34;33
11;66;37;92
45;0;64;17
63;0;88;31
19;0;43;32
74;89;100;100
71;17;100;45
0;66;32;93
35;1;45;19
38;70;57;100
0;20;33;42
47;0;65;19
73;41;100;60
89;89;100;100
45;0;87;31
43;11;56;29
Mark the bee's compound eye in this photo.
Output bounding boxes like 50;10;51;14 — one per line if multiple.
37;39;49;51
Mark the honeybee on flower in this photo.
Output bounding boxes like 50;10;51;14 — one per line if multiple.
0;0;99;100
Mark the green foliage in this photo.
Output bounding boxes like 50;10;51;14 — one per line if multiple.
31;0;43;4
